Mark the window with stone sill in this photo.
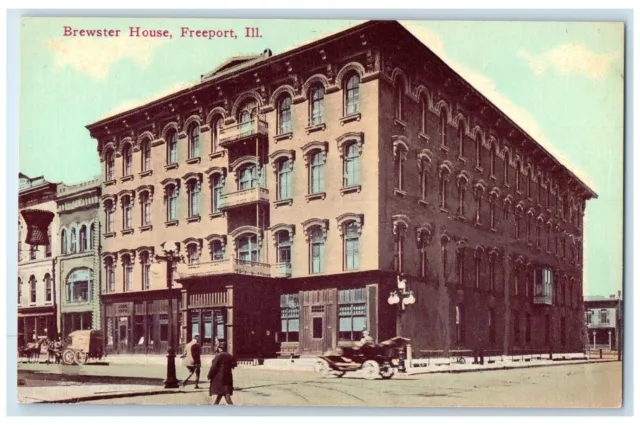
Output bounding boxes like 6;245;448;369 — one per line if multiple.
141;140;151;172
166;130;178;165
165;185;179;222
419;165;429;201
105;150;115;181
345;74;360;116
188;123;200;160
209;240;225;261
343;142;361;188
122;254;133;292
122;196;133;230
278;95;293;135
140;251;151;290
392;220;408;274
475;137;483;169
420;95;428;135
123;144;133;177
439;107;448;148
104;200;115;234
187;243;200;265
395;79;405;121
457;121;466;159
308;152;325;195
237;234;260;263
489;201;496;230
309;227;326;274
277;158;293;201
210;117;223;154
29;275;36;304
105;257;115;293
70;228;77;254
140;191;152;226
309;85;325;126
276;231;292;265
45;274;52;303
439;170;450;210
187;179;201;218
342;221;361;271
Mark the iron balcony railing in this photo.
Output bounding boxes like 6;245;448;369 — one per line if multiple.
219;186;269;210
219;118;268;148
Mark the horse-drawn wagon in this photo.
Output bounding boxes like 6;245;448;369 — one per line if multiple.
60;330;105;365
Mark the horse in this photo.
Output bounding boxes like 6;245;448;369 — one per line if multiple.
45;339;63;364
23;337;47;364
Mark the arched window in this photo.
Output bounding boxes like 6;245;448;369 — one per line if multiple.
420;94;428;134
393;144;407;191
393;221;407;273
277;95;292;135
503;151;510;185
79;225;87;252
440;107;448;147
537;176;542;205
309;85;325;126
210;174;223;214
104;200;115;233
475;134;483;168
515;161;521;192
61;229;68;255
123;144;133;176
29;275;37;304
187;179;201;218
490;145;496;176
105;257;115;293
123;254;133;291
141;140;151;172
310;227;325;274
70;228;77;254
277;158;292;200
439;169;450;210
489;198;496;230
343;142;361;188
140;191;151;226
167;130;178;165
458;120;466;158
420;161;429;200
237;234;259;263
210;239;225;261
211;117;222;154
455;305;465;343
395;79;404;120
458;179;467;217
122;196;133;230
238;164;259;190
44;273;52;303
188;123;200;159
165;185;178;221
276;231;292;266
105;149;115;181
345;74;360;115
140;251;151;290
343;221;360;271
309;152;325;194
187;243;200;265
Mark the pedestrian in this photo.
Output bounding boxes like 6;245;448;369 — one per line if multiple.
181;334;201;389
207;342;236;405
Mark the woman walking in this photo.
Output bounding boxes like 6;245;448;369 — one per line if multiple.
207;342;237;405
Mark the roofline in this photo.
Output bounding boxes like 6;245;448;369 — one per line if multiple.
86;19;597;199
85;20;378;130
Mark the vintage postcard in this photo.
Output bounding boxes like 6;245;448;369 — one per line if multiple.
16;17;624;408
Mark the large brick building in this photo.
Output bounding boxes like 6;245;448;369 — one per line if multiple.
86;20;596;357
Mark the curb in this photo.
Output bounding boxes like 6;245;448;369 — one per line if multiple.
38;389;185;404
406;359;618;376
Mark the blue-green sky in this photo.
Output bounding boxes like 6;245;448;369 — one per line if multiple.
19;18;624;297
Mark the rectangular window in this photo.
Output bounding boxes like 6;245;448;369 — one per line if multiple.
279;294;300;343
159;314;169;342
312;317;323;339
338;289;367;341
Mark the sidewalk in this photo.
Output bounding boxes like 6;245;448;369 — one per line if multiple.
18;383;182;404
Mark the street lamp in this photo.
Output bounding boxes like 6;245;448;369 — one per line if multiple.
155;241;183;389
387;275;415;373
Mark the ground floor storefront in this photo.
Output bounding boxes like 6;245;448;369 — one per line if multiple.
101;290;181;355
18;306;57;345
61;311;93;337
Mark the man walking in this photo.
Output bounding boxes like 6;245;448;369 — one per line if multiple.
207;342;237;405
181;334;201;389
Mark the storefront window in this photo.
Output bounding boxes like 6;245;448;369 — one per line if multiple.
279;294;299;342
159;314;169;341
338;288;367;341
135;316;145;346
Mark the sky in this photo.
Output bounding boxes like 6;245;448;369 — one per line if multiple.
19;18;624;297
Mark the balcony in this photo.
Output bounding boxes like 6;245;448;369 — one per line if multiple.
219;186;269;211
219;118;268;148
533;294;553;305
176;255;272;279
272;262;292;278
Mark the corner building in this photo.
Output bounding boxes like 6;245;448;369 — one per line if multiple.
87;21;596;357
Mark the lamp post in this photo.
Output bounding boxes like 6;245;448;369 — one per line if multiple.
155;241;183;389
387;275;415;373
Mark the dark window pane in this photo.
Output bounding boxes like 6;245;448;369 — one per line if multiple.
312;317;323;339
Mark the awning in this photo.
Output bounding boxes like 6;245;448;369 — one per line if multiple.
18;311;54;318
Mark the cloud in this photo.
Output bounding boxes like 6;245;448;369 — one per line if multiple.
518;42;617;80
399;21;595;191
46;36;166;80
100;80;197;120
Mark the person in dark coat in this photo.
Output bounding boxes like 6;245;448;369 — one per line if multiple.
207;342;237;405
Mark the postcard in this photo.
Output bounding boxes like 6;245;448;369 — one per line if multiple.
16;17;623;408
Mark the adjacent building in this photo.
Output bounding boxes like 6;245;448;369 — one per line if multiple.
86;20;596;357
56;177;102;336
584;293;622;351
18;173;60;344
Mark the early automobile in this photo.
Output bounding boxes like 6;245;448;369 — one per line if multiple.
313;337;410;380
61;330;105;365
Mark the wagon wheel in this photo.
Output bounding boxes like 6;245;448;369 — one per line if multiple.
362;360;380;380
379;362;395;380
75;351;88;365
313;360;331;378
62;349;75;365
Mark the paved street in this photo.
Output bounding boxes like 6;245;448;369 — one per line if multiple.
18;361;621;408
